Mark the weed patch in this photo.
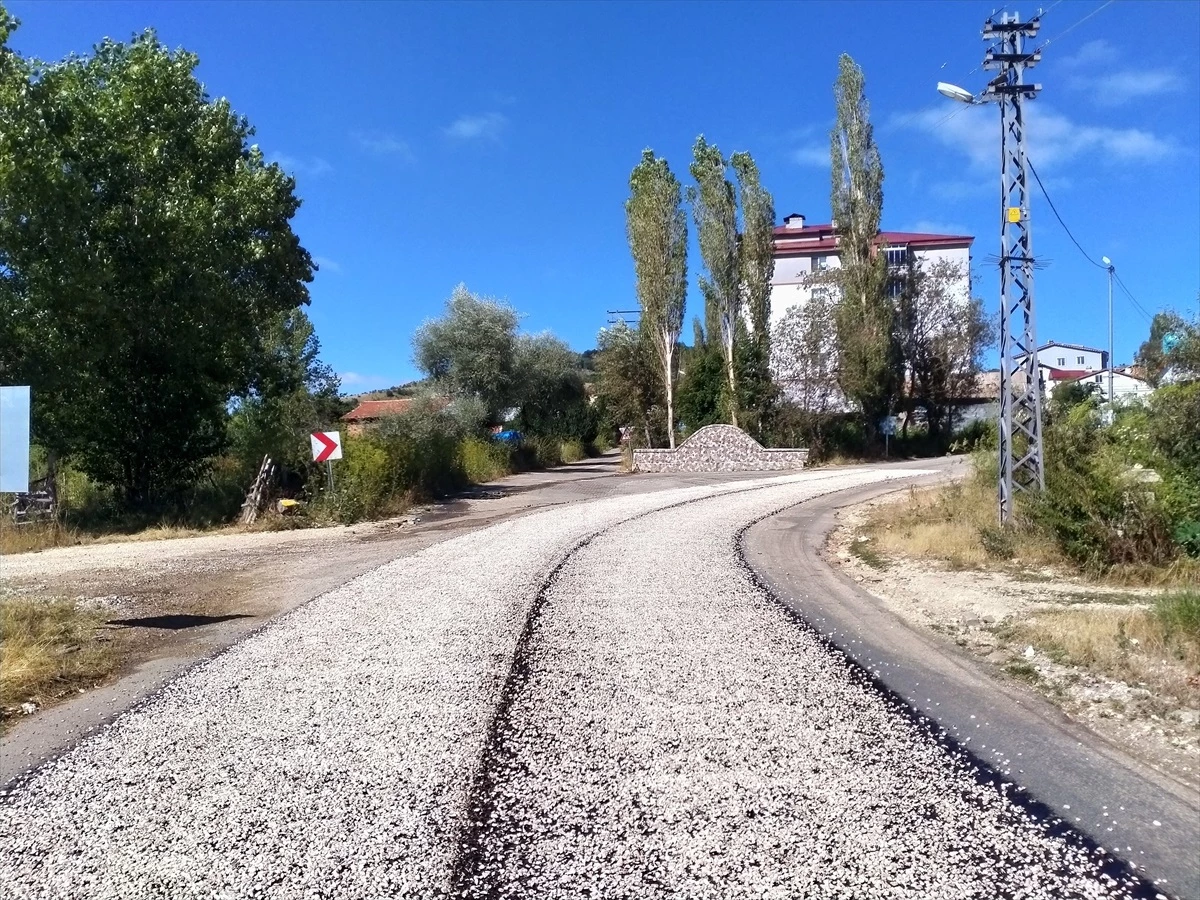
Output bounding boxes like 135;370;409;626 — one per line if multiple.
0;598;117;726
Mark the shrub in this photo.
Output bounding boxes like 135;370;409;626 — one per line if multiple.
1155;591;1200;643
458;437;511;484
949;418;997;454
559;439;586;464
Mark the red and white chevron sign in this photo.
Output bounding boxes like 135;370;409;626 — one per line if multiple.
310;431;343;463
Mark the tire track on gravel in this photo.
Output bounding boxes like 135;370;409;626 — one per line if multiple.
451;475;1162;900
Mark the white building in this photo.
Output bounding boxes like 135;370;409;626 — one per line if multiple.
1065;369;1154;404
769;213;974;328
1028;341;1108;374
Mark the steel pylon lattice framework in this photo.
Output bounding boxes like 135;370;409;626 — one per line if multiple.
983;12;1045;523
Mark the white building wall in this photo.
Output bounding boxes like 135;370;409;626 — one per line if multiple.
1037;344;1105;372
769;245;969;329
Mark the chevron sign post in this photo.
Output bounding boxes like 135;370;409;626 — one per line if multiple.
311;431;342;492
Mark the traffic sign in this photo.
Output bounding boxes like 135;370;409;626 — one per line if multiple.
879;416;896;436
1;386;30;493
310;431;343;463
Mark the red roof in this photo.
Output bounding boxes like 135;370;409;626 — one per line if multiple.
773;222;973;256
342;398;416;421
1044;368;1091;381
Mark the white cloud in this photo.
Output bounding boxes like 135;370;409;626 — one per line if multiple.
354;133;416;163
1080;69;1184;104
1060;39;1116;69
268;153;332;177
893;103;1178;171
792;144;829;168
338;372;395;390
444;112;507;141
1059;38;1183;105
312;255;341;274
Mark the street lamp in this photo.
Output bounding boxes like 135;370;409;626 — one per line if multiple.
936;11;1046;525
1102;256;1115;408
937;82;980;104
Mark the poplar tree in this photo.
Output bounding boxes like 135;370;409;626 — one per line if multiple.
626;150;688;447
829;53;898;436
688;136;742;428
731;152;777;437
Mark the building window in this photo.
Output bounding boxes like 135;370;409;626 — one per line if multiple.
1057;357;1065;365
884;246;908;267
813;255;830;272
1095;375;1102;383
886;277;904;299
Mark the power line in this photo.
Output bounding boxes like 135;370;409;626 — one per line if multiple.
1036;0;1116;51
1027;159;1107;269
1114;273;1156;324
1027;157;1154;324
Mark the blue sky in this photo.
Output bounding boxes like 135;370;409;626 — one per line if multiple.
9;0;1199;390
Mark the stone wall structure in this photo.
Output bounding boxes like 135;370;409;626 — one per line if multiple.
632;424;809;474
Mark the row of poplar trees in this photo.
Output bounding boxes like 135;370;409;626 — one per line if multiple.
622;54;988;449
624;138;776;448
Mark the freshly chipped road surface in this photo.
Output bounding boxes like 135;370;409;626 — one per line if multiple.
0;469;1162;899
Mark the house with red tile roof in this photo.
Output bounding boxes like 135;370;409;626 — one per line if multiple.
341;398;422;435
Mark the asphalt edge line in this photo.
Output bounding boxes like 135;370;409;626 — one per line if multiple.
733;503;1168;900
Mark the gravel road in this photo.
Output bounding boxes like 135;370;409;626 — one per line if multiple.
0;468;1164;898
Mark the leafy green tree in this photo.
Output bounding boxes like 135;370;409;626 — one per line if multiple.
594;321;663;447
1136;308;1199;386
626;150;687;447
731;152;776;438
829;54;897;437
676;320;726;433
513;333;593;440
896;258;992;438
412;285;519;420
0;22;313;506
688;136;743;428
227;309;349;476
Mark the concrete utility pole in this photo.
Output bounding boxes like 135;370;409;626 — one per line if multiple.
984;11;1045;524
1102;256;1115;407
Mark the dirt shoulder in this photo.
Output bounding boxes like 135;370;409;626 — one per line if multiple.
829;491;1200;794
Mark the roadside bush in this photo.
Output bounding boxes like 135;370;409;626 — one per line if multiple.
1030;400;1177;572
949;418;997;454
1156;590;1200;643
559;439;587;464
458;437;511;484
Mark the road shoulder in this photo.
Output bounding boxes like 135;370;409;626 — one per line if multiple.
742;475;1200;900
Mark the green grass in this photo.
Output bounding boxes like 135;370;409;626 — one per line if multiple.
1003;659;1041;684
1156;591;1200;641
849;535;889;570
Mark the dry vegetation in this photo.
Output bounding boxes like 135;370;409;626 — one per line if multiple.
0;596;119;728
846;472;1200;782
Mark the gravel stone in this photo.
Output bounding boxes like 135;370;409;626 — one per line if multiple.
0;471;880;898
454;477;1149;899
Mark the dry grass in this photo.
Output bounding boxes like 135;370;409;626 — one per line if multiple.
0;597;119;726
864;477;1064;571
0;520;84;555
1003;595;1200;708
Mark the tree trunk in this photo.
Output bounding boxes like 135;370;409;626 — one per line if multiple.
723;329;739;429
664;341;676;449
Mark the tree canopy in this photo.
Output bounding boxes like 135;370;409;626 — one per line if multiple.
626;149;687;447
0;20;315;504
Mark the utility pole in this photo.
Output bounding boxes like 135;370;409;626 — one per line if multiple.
983;11;1045;524
1102;256;1115;407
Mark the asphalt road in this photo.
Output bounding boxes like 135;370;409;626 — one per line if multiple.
742;465;1199;900
1;463;1194;898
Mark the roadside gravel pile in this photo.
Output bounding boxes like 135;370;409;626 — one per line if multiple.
457;479;1150;900
0;470;878;899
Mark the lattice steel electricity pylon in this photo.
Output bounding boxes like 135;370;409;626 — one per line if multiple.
983;11;1045;523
